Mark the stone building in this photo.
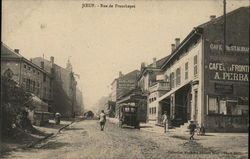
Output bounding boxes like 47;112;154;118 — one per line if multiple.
1;43;53;108
32;57;78;117
75;87;84;115
156;7;249;132
1;43;52;125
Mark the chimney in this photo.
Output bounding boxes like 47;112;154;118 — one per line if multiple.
175;38;180;48
40;61;44;69
171;44;176;53
50;56;54;64
210;15;216;21
141;62;146;70
119;71;123;77
14;49;19;54
152;57;157;67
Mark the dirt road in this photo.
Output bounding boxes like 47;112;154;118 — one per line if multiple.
4;120;248;159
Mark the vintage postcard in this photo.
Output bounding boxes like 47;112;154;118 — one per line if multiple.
1;0;249;159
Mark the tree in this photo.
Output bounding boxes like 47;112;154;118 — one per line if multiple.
0;76;32;136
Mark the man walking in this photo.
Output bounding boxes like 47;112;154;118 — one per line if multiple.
188;120;196;140
162;111;169;133
99;110;106;131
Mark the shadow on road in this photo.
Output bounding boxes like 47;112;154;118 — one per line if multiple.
64;127;84;131
140;125;153;128
37;141;70;149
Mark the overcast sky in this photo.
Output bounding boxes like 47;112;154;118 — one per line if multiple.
2;0;249;109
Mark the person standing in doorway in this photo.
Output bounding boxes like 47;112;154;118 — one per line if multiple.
162;111;169;133
188;120;196;140
99;110;106;131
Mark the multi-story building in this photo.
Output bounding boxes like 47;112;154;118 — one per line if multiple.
137;56;170;122
1;43;53;108
75;87;84;115
110;70;140;116
156;7;249;132
32;57;78;117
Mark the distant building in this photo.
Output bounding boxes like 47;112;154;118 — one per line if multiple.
110;70;140;117
75;87;84;115
32;57;78;117
1;43;53;108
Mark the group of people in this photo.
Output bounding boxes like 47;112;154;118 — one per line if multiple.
162;111;201;140
98;110;204;140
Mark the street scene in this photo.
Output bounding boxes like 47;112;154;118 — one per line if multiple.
2;119;249;159
1;0;249;159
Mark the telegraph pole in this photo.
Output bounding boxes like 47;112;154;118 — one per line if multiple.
223;0;226;54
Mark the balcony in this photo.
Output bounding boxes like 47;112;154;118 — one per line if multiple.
149;81;170;93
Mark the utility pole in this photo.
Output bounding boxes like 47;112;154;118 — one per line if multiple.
223;0;226;54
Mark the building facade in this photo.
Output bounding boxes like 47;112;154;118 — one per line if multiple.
110;70;140;117
137;57;170;122
156;7;249;132
1;43;53;108
32;57;78;117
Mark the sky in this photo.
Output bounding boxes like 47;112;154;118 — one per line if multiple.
2;0;249;110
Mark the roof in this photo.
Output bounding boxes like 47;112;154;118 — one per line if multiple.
148;55;170;68
1;42;22;58
1;42;51;75
138;55;170;80
119;70;140;80
161;6;249;70
198;6;249;29
111;69;140;85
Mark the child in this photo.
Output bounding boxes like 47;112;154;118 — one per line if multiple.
188;120;196;140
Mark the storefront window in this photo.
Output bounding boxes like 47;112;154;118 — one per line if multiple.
208;96;249;116
208;97;219;114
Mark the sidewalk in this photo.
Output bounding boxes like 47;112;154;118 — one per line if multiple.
0;119;73;157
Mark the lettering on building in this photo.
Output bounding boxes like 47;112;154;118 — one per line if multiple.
210;43;249;53
209;63;249;82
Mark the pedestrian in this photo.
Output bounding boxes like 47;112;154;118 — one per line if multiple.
162;111;169;133
99;110;106;131
188;120;196;140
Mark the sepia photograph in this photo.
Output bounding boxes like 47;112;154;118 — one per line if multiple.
1;0;249;158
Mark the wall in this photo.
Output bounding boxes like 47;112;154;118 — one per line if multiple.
1;60;21;83
204;115;248;132
202;7;249;131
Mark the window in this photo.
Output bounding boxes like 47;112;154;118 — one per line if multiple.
208;97;219;114
194;55;198;76
185;62;188;79
170;72;175;89
28;66;31;70
27;79;30;90
43;74;46;82
176;68;181;86
24;64;27;69
208;96;248;115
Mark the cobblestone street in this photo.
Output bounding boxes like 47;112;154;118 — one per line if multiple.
3;120;248;159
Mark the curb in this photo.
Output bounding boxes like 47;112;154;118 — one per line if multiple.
25;121;75;149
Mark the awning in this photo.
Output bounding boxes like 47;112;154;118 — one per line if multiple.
27;94;48;112
158;81;192;103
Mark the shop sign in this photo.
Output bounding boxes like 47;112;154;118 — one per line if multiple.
208;63;249;82
215;83;233;94
210;43;249;53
